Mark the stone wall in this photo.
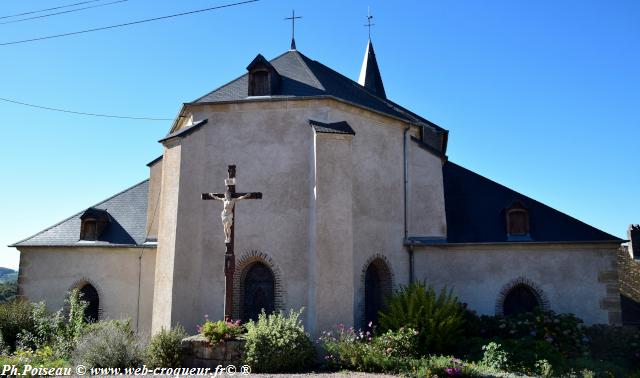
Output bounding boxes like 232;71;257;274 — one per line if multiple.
618;246;640;325
181;335;243;369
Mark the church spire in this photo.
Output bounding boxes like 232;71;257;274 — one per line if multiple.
358;10;386;99
358;39;386;99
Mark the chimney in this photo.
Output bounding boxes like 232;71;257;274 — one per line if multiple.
629;224;640;259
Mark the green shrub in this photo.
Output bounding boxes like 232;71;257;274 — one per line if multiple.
145;325;187;368
320;326;418;373
481;342;508;370
0;346;70;375
0;299;34;351
73;320;143;368
378;282;465;355
243;309;315;373
199;318;244;345
15;289;88;358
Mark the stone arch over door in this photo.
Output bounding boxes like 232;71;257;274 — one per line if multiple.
496;277;549;317
359;254;394;327
233;251;285;322
68;277;104;322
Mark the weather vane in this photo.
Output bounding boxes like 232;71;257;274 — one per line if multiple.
284;9;302;50
364;7;374;39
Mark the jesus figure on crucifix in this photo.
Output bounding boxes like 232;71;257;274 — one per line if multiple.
210;190;254;243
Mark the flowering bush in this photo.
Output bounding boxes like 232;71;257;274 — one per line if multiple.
319;323;418;372
476;309;588;359
584;324;640;369
198;316;244;345
403;356;487;377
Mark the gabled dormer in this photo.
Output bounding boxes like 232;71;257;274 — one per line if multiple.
247;54;281;97
80;208;111;241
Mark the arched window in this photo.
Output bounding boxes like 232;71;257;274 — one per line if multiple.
363;258;392;326
79;283;100;322
506;202;530;240
242;262;275;322
503;284;540;316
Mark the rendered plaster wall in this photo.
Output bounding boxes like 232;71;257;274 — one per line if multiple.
17;247;156;334
323;106;444;326
413;244;621;324
407;140;446;238
312;132;354;333
158;99;443;334
146;159;163;241
151;143;182;333
162;102;325;334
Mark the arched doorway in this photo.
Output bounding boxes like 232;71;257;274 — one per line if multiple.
503;284;540;316
364;258;392;326
79;283;100;322
242;262;275;322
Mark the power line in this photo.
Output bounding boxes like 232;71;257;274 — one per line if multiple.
0;0;103;20
0;0;127;26
0;0;259;46
0;97;172;121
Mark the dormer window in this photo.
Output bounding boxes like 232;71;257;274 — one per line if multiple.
246;54;280;97
506;202;530;240
80;208;111;241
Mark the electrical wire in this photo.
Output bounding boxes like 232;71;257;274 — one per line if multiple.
0;0;259;46
0;0;127;26
0;97;172;121
0;0;103;20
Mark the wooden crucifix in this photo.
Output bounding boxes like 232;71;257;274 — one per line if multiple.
201;165;262;320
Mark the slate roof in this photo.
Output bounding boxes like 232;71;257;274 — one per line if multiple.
309;120;355;135
191;50;444;132
440;162;622;244
11;180;149;247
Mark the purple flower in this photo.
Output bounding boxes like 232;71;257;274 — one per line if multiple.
368;321;373;328
445;367;462;376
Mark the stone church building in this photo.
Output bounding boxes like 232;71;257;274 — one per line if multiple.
11;40;624;335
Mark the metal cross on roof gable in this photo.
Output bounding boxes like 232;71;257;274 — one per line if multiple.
364;8;375;39
284;9;302;50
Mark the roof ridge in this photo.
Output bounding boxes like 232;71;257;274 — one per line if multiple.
288;50;325;91
446;161;621;241
299;51;437;128
10;179;149;247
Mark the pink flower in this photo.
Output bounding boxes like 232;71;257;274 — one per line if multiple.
368;321;373;328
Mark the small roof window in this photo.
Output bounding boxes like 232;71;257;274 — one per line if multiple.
246;54;280;97
80;208;111;241
506;201;531;241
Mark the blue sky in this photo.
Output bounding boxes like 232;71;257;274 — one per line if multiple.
0;0;638;269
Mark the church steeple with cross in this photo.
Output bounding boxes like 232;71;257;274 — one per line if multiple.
358;9;386;99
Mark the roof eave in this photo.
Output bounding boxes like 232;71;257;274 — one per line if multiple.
405;239;626;247
186;95;445;135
